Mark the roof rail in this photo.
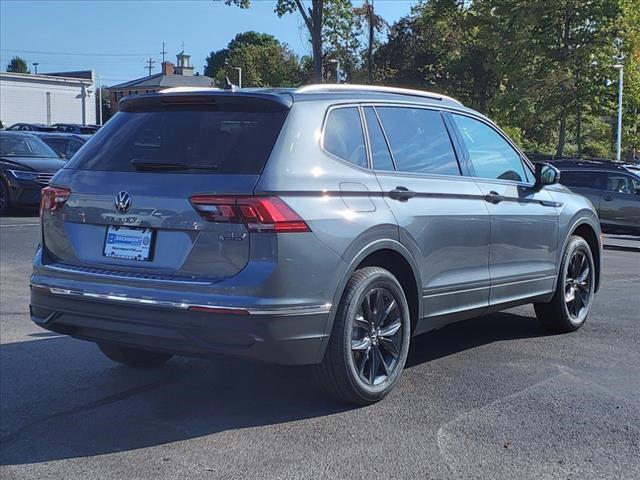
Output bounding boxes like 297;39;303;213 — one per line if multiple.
295;84;463;106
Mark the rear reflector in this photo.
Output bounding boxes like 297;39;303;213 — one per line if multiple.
40;186;71;216
189;196;310;233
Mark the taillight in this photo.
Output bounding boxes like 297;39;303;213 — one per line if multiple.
189;196;310;233
40;186;71;216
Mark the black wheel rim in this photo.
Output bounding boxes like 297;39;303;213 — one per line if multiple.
0;183;6;211
565;249;592;323
351;287;404;386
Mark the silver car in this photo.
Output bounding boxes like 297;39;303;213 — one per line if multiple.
30;85;601;405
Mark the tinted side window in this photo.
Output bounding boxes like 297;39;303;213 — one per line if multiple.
323;107;367;168
452;114;527;182
561;170;605;190
376;107;459;175
363;107;394;171
42;138;67;157
66;140;83;158
606;173;639;194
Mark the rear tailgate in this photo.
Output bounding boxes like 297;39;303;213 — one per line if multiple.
42;91;291;281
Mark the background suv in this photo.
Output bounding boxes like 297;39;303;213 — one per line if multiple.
553;159;640;235
30;85;601;404
0;131;66;214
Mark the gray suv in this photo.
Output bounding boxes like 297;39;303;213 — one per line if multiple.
30;85;601;405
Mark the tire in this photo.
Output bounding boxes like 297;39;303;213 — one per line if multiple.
317;267;411;405
534;235;595;333
98;343;172;368
0;179;11;216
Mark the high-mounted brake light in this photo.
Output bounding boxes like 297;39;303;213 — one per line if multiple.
40;186;71;216
189;196;310;233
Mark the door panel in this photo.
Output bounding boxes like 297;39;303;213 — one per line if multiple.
376;173;491;325
448;112;558;305
367;106;490;327
473;180;559;304
600;173;640;234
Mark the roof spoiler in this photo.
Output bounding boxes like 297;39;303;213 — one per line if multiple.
119;90;292;112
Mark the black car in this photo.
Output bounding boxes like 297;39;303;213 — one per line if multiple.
7;123;58;132
0;132;66;214
552;160;640;235
30;132;90;159
52;123;98;134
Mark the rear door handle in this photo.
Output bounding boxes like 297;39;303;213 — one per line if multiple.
484;191;504;204
603;195;613;201
389;186;415;201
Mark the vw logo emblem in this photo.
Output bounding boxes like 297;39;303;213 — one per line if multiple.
115;191;132;214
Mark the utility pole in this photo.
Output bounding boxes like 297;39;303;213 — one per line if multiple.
145;58;156;77
328;59;341;83
233;67;242;88
97;74;103;126
613;63;624;162
161;42;167;63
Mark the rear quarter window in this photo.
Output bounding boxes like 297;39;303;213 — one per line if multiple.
322;107;367;168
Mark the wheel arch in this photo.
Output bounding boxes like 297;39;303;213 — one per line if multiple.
567;218;602;293
318;240;422;361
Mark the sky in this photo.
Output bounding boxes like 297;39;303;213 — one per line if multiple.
0;0;416;86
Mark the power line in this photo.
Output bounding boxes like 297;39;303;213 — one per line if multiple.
1;48;158;57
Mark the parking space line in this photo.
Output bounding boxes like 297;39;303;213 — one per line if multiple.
0;223;41;228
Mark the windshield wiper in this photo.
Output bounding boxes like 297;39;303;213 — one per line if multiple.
131;159;219;171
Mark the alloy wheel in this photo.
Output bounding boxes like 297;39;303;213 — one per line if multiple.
564;249;592;323
350;287;404;386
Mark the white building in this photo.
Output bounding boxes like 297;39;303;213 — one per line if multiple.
0;71;96;127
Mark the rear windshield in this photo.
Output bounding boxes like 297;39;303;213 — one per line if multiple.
65;106;287;174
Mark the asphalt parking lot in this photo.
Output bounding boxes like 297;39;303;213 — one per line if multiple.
1;215;639;480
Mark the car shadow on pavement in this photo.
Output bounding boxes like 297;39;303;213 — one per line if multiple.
0;310;546;466
406;310;545;367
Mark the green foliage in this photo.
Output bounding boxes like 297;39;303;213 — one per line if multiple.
6;56;29;74
205;31;302;87
374;0;639;160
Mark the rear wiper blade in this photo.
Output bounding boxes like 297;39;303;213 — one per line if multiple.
131;159;219;171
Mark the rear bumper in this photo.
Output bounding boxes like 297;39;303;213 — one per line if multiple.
30;284;331;365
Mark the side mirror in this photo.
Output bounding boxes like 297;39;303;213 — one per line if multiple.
534;163;560;189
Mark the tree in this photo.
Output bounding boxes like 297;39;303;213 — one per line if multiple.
353;0;386;83
373;0;638;159
223;0;324;82
205;32;302;87
6;56;29;74
205;32;279;78
223;0;360;83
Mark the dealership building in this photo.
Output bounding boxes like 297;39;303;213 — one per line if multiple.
0;70;97;128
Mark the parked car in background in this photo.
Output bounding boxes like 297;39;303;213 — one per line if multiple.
624;163;640;176
0;131;66;214
53;123;99;134
30;85;601;404
553;160;640;235
7;123;58;132
31;132;90;159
